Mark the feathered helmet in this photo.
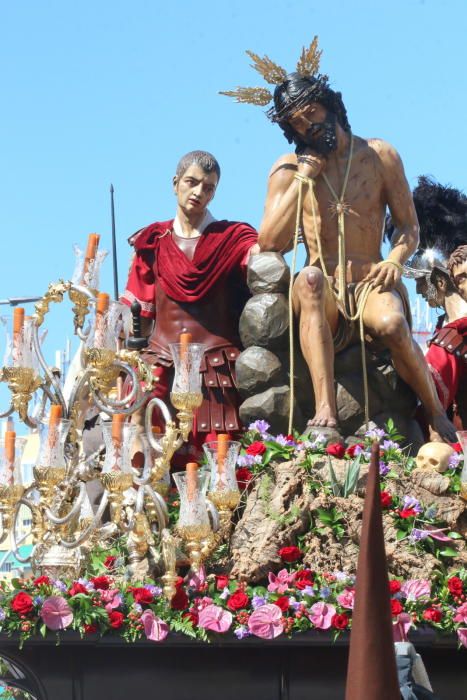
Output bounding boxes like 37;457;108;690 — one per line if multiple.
386;176;467;280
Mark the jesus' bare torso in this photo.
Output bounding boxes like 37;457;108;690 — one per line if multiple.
259;130;457;442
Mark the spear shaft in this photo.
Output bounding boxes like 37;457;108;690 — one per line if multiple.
110;183;119;300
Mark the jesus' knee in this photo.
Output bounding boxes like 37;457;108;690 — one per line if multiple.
296;266;325;309
371;311;410;347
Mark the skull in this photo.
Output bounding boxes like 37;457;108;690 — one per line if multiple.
415;442;454;473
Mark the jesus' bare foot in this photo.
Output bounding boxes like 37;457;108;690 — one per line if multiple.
428;413;457;444
307;406;338;429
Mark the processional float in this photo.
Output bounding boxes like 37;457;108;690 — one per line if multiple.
0;234;241;600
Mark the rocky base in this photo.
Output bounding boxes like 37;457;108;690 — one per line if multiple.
229;455;466;583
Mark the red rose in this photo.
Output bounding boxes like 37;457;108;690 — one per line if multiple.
422;608;442;623
450;442;462;453
246;441;266;456
182;610;198;626
103;556;117;570
174;576;184;589
391;600;403;616
91;576;111;590
332;613;349;629
11;592;33;616
236;467;253;490
398;508;417;519
447;576;464;597
380;491;393;508
389;580;401;595
171;587;189;611
294;569;314;590
227;590;250;611
346;443;364;457
84;623;98;635
279;546;303;563
273;596;290;612
69;582;88;596
215;575;229;591
326;443;345;459
33;575;50;587
108;611;124;629
130;587;154;605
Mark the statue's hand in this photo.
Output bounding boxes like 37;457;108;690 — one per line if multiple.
296;147;325;179
362;261;402;293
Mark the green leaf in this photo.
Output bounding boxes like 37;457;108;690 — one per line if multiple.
448;532;463;540
396;530;406;541
439;547;458;557
343;455;361;497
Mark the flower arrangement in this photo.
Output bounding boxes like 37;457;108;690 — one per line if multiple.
1;557;466;649
0;419;465;650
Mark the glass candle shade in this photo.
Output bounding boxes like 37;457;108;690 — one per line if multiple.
0;436;27;486
101;421;137;474
37;419;70;469
89;300;131;351
71;240;108;290
203;440;241;509
169;342;205;399
173;468;211;538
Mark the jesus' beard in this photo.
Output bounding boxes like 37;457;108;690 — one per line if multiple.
300;111;338;156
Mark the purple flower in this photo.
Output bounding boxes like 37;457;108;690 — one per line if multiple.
234;625;251;639
34;595;44;606
448;453;462;470
248;420;270;438
144;584;162;597
133;603;143;614
365;427;385;440
403;496;423;514
237;454;262;468
274;434;290;446
381;439;399;451
409;528;430;543
0;608;5;621
219;588;230;601
379;461;390;476
53;580;67;593
319;586;331;600
78;577;94;591
252;594;267;609
289;597;301;611
300;585;315;597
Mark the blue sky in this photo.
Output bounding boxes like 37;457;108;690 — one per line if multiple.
0;0;466;369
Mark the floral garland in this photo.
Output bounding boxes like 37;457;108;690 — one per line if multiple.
0;419;465;649
1;556;466;649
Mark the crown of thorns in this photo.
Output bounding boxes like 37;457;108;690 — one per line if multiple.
220;37;329;121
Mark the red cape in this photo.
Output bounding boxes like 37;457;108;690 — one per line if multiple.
132;219;257;303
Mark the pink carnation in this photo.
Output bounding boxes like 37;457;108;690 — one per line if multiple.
400;579;431;601
393;612;412;642
99;588;122;612
308;602;336;630
198;604;232;633
457;628;467;648
337;589;355;610
140;609;169;642
188;565;206;591
267;569;295;594
248;603;283;639
41;596;73;631
453;602;467;625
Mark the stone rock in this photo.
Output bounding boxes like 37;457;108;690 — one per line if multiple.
239;386;291;435
335;377;382;434
247;252;290;294
302;427;345;446
239;293;289;349
230;461;311;582
236;346;285;397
